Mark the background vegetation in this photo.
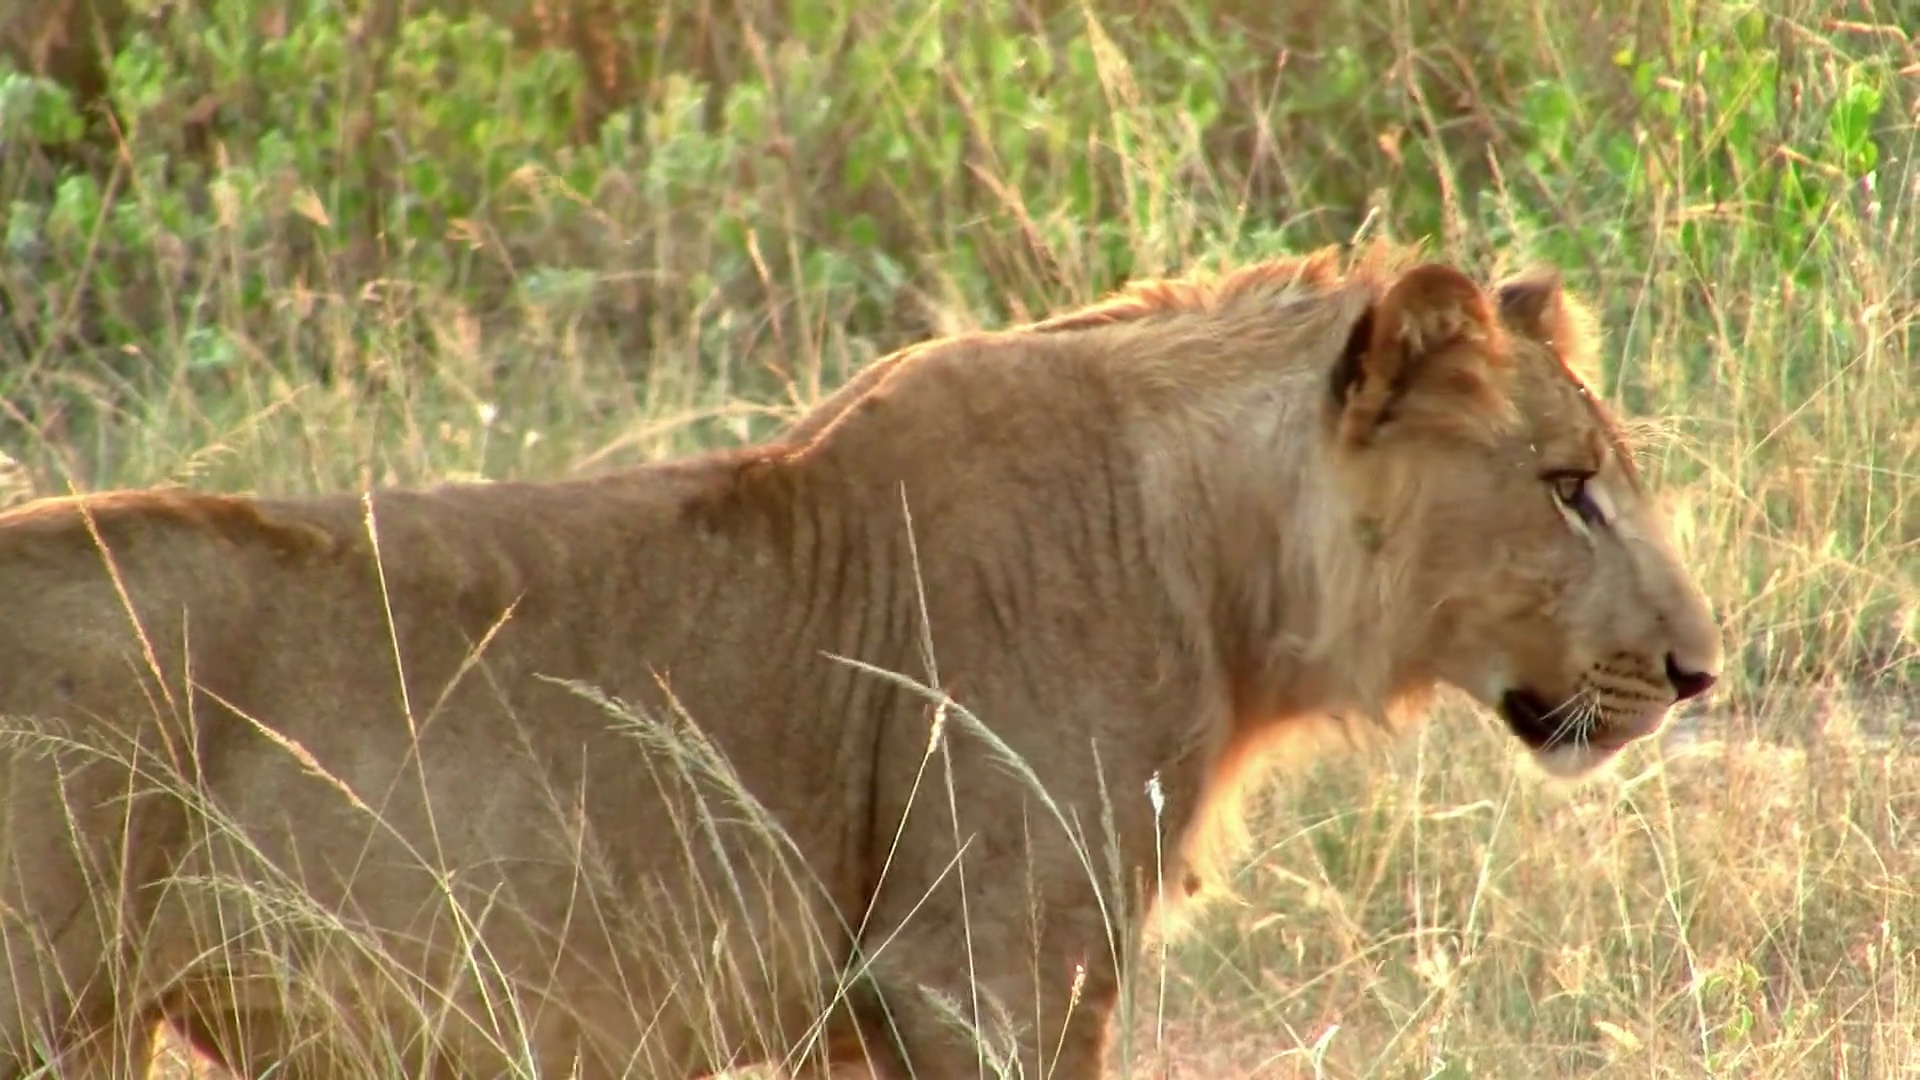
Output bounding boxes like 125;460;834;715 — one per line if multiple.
0;0;1914;1075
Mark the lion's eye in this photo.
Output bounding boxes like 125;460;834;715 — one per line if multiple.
1548;471;1605;527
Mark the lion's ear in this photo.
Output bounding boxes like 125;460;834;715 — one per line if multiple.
1329;262;1511;447
1494;267;1602;384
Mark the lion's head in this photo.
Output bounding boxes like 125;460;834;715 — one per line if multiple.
1319;259;1722;776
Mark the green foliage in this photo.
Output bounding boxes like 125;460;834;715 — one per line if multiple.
0;0;1912;692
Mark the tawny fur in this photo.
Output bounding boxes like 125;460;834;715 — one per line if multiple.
0;243;1720;1080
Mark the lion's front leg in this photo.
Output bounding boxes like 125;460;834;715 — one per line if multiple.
838;672;1192;1080
843;854;1133;1080
862;905;1123;1080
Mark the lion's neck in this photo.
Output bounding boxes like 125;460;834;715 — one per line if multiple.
1130;371;1438;728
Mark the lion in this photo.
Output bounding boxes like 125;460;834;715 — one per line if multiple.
0;244;1721;1080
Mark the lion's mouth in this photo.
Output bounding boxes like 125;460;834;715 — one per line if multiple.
1498;689;1588;751
1499;689;1662;757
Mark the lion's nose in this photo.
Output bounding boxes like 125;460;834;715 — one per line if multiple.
1665;654;1717;702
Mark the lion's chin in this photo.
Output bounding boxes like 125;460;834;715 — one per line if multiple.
1527;741;1621;780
